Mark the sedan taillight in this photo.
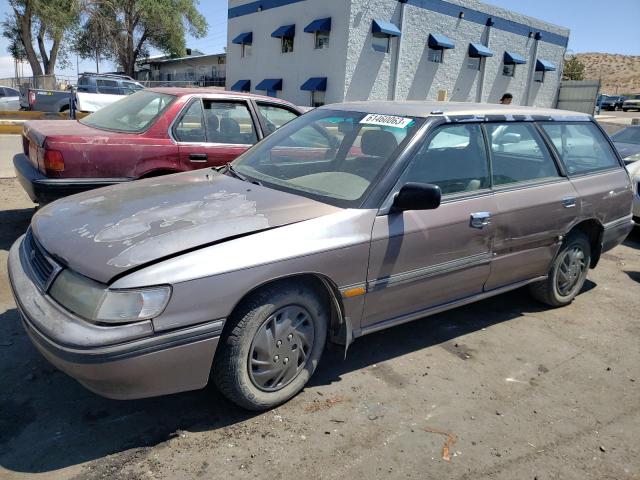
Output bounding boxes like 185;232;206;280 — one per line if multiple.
28;91;36;106
43;149;65;172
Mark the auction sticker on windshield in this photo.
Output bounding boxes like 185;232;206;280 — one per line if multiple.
360;114;413;129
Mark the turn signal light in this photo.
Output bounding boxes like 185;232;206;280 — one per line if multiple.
43;149;65;172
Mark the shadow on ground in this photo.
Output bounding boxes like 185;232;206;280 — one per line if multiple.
0;208;33;250
0;281;594;474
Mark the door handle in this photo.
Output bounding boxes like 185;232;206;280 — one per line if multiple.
189;153;208;162
470;212;492;229
561;197;577;208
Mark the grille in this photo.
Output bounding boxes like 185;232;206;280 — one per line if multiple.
24;229;59;290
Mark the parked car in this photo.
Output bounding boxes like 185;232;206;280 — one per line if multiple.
8;102;634;410
622;95;640;112
0;86;20;111
611;125;640;163
14;88;302;204
598;95;626;111
19;73;144;113
626;160;640;226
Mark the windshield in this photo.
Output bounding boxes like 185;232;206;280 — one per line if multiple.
233;109;423;208
80;90;175;133
612;127;640;145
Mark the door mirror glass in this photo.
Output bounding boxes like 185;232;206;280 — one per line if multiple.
392;183;441;212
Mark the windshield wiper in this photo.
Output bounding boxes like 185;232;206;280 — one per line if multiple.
222;163;247;182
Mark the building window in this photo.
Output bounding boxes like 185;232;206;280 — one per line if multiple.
241;43;251;58
503;64;515;77
372;33;391;53
534;70;545;83
428;48;443;63
467;57;481;71
315;31;330;49
311;90;325;107
282;37;294;53
267;90;278;98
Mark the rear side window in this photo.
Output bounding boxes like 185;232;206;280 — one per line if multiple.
486;123;559;186
540;123;620;175
401;124;490;195
256;103;298;135
96;79;120;95
203;100;257;145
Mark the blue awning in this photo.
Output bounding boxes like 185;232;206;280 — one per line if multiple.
232;32;252;45
304;17;331;33
428;33;455;49
469;43;494;57
256;78;283;91
504;51;527;64
536;59;556;71
230;79;250;92
372;19;401;37
301;77;327;91
271;24;295;38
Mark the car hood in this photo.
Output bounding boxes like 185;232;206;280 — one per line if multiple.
614;142;640;159
32;170;341;283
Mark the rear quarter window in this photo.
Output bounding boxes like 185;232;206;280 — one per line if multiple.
541;122;620;175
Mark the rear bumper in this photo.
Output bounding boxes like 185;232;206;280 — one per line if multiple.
601;215;634;252
13;153;129;204
8;235;223;400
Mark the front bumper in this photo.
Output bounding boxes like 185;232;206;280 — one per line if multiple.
13;153;129;204
7;235;223;400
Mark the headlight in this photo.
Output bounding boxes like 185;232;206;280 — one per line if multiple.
49;269;171;323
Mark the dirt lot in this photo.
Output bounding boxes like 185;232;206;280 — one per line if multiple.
0;177;639;480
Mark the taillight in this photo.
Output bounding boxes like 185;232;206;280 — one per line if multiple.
43;149;64;172
28;91;36;106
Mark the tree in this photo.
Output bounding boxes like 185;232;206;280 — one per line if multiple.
563;55;586;81
3;0;80;76
72;13;111;73
84;0;208;76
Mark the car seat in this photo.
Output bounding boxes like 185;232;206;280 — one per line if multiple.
344;130;398;180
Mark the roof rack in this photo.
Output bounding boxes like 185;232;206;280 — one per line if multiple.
80;72;135;81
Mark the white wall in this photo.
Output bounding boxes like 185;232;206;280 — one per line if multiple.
226;0;569;108
227;0;350;106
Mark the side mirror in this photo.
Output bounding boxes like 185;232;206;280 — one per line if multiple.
391;183;441;212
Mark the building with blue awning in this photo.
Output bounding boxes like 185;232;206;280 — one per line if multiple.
226;0;569;107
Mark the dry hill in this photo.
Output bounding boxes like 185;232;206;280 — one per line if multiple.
573;53;640;95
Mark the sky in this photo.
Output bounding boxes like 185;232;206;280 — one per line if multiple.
0;0;638;79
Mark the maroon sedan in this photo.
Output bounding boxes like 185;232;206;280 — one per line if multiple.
14;88;302;204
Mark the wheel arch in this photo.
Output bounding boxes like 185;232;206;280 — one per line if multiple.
139;168;182;179
223;273;349;347
567;218;604;268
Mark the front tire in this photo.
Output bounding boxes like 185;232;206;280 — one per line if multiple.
212;280;328;410
529;231;591;307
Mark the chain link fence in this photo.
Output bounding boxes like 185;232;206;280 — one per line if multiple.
0;75;226;92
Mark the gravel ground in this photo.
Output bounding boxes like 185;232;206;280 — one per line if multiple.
0;177;638;480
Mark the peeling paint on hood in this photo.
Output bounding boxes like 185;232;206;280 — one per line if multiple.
31;170;340;283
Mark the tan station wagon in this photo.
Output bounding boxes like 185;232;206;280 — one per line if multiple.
8;102;634;410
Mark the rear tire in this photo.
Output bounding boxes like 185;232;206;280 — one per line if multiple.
212;280;328;411
529;231;591;307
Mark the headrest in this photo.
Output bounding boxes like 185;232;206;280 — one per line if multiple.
206;113;219;130
361;130;398;157
220;117;240;135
